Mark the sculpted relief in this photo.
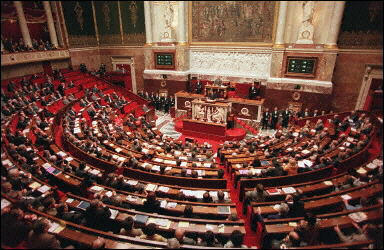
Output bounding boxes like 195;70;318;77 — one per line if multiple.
191;1;276;43
190;51;271;79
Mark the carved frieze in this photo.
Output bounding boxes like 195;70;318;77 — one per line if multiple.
189;51;271;79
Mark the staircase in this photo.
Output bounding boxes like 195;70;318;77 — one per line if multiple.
234;117;258;135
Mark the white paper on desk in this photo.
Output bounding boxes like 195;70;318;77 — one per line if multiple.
90;186;104;192
302;149;310;155
341;194;352;200
357;168;367;174
282;187;296;194
206;224;214;230
1;159;12;166
109;209;119;219
90;169;100;175
195;162;202;167
194;190;205;199
239;169;249;175
37;185;51;193
127;180;138;186
179;156;188;161
311;129;316;133
146;184;157;192
372;159;383;166
167;202;177;208
298;161;306;168
366;163;377;169
115;148;122;153
48;222;61;233
165;166;172;172
158;186;169;193
65;157;73;162
286;148;293;152
160;200;168;208
303;160;313;167
112;155;119;160
293;132;299;137
180;162;187;167
204;163;211;168
42;163;51;169
65;198;74;203
344;142;351;147
152;165;160;172
164;160;176;165
153;158;163;163
142;148;149;154
209;191;218;199
174;151;181;156
251;169;261;175
1;199;11;210
117;157;126;162
339;147;345;151
105;191;113;197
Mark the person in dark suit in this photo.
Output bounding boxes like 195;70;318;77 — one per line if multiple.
287;193;305;218
249;81;261;100
196;80;203;94
143;192;161;212
262;108;271;130
84;200;112;231
282;108;291;128
27;218;62;249
271;107;279;130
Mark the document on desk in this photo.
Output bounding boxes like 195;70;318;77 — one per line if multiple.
178;221;189;227
145;184;158;192
341;194;352;200
217;206;231;214
282;187;296;194
160;200;168;208
167;202;177;209
157;186;170;193
180;162;188;167
357;168;367;174
109;209;119;219
348;212;367;223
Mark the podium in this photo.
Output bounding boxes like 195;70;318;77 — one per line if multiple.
191;99;231;124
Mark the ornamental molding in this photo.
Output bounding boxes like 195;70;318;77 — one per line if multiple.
1;50;70;66
189;50;272;80
267;77;333;94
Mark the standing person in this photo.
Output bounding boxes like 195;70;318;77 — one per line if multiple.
262;108;270;130
282;108;291;128
271;107;279;130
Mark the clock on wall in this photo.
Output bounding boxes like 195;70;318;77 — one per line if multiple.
285;57;317;78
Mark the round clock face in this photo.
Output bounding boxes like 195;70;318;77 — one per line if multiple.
292;91;301;101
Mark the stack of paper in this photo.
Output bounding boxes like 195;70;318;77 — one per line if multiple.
1;199;11;210
90;169;100;175
105;191;113;197
366;163;377;169
153;158;163;163
204;163;211;168
115;148;122;153
37;185;51;193
239;169;249;175
152;165;161;172
160;200;168;208
323;181;333;186
180;162;188;167
127;180;138;186
90;186;104;192
28;182;42;189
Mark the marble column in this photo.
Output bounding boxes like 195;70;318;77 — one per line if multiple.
178;1;186;45
50;1;64;48
43;1;58;48
144;1;153;45
274;1;288;47
325;1;346;48
14;1;32;48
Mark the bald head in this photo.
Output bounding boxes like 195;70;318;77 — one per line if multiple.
91;237;106;249
175;228;185;242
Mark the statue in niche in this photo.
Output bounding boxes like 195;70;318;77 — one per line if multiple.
161;1;175;42
74;1;84;31
296;1;315;44
103;1;111;31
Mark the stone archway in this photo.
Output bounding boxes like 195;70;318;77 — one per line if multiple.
355;64;383;110
111;56;137;94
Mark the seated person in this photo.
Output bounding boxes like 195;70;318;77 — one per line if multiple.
287;193;305;218
334;223;380;248
139;223;167;242
182;205;200;219
174;228;196;245
119;216;144;237
294;212;320;246
142;192;161;212
243;184;268;214
224;230;247;248
198;230;223;247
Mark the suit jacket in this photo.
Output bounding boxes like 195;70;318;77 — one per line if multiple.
27;231;61;249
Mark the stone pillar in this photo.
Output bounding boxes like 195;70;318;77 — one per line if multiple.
50;1;64;48
14;1;32;48
1;40;4;52
144;1;153;45
274;1;288;47
325;1;346;49
43;1;58;48
178;1;186;45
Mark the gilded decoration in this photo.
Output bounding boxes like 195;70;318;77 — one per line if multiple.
190;1;277;44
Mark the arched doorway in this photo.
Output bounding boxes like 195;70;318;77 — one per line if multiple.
111;57;137;94
355;64;383;112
